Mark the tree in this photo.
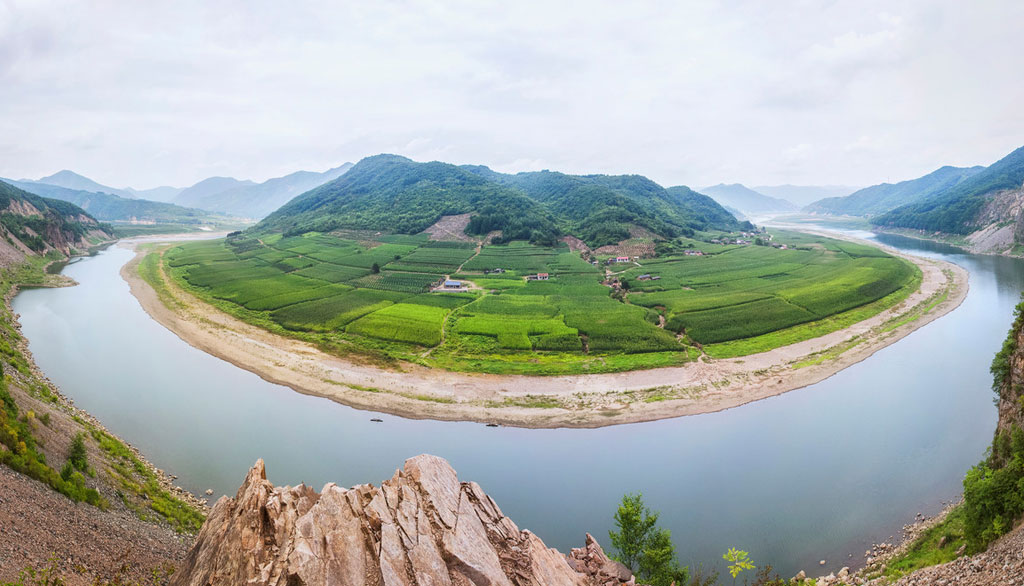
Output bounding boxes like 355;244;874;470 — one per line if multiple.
723;548;755;581
68;432;88;472
609;493;688;586
371;262;380;274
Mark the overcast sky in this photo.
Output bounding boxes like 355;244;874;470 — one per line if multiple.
1;0;1022;190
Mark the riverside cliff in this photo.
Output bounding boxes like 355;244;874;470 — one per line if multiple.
172;455;635;586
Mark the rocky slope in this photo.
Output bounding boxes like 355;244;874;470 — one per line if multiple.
172;455;635;586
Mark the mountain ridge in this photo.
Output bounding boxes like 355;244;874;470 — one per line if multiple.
805;165;985;216
872;145;1024;235
256;154;742;247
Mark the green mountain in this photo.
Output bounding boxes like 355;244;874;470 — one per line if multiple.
258;155;559;243
256;155;741;247
3;179;231;224
806;166;984;216
0;180;112;254
699;183;797;214
173;164;352;218
462;167;741;245
873;146;1024;234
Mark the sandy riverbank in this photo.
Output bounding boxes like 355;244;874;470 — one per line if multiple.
119;235;968;428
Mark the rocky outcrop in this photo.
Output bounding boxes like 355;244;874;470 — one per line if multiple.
171;455;635;586
964;185;1024;254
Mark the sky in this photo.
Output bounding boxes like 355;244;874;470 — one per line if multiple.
1;0;1022;190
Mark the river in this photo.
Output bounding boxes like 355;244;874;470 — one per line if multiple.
12;231;1012;578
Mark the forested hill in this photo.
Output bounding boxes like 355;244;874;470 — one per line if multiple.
805;165;984;216
872;145;1024;234
255;155;741;247
0;180;112;255
461;167;741;245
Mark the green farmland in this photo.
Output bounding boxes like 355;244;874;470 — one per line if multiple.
158;229;919;374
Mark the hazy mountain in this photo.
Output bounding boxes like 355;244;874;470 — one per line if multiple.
806;166;984;217
698;183;797;215
257;155;741;248
3;179;232;224
124;185;184;202
26;170;135;199
172;163;353;218
174;177;257;209
873;145;1024;234
753;184;859;207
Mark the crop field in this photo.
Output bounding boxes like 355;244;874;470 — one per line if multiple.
164;228;918;372
623;232;917;344
346;303;449;346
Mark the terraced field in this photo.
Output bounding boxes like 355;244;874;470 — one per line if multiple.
161;229;919;374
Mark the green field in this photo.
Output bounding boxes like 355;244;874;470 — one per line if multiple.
160;229;919;374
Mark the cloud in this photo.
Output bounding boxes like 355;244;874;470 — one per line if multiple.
0;0;1022;189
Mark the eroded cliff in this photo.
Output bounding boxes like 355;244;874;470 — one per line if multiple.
172;455;635;586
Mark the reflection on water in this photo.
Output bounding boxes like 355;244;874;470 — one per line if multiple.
13;236;1016;577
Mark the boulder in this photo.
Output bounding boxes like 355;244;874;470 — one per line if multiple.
171;455;635;586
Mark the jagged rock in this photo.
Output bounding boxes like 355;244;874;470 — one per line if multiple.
171;455;636;586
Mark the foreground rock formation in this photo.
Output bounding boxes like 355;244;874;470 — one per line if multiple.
172;455;635;586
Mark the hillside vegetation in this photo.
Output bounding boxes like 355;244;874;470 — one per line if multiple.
0;180;111;254
257;155;743;248
806;165;984;216
872;145;1024;234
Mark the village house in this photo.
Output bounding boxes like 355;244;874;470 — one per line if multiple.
526;272;550;281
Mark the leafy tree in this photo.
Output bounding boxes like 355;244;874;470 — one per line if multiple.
371;262;380;274
68;433;88;472
609;493;688;586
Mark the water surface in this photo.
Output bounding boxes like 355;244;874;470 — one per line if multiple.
14;233;1013;577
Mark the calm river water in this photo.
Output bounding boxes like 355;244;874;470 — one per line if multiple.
13;232;1015;577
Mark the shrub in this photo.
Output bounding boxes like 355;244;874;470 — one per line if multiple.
68;433;88;472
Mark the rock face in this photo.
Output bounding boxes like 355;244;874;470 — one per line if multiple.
171;455;635;586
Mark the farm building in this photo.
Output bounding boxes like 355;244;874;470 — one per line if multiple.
526;272;550;281
637;274;652;281
443;280;463;289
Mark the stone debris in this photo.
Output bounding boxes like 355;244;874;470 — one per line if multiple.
171;454;637;586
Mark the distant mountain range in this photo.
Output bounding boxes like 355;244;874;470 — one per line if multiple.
256;154;745;247
698;184;797;215
14;163;353;221
753;184;859;207
174;164;353;218
1;178;232;225
805;166;984;216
